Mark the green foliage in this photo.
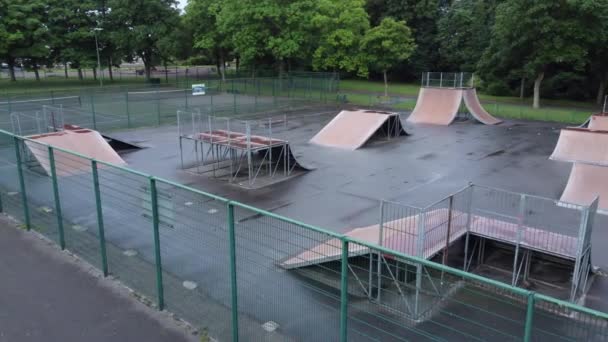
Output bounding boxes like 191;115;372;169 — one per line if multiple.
361;18;415;73
311;0;370;76
107;0;180;79
437;0;499;71
481;0;608;84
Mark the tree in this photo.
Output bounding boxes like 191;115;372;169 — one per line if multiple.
361;18;416;96
0;0;48;81
215;0;315;75
109;0;180;81
311;0;370;76
365;0;447;79
480;0;608;108
185;0;232;79
437;0;500;71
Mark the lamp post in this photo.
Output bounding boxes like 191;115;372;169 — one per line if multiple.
93;27;103;87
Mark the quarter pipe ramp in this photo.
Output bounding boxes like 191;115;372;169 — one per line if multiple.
25;127;126;176
462;89;502;125
550;128;608;166
560;163;608;214
310;110;407;150
407;87;502;126
588;115;608;130
407;88;463;125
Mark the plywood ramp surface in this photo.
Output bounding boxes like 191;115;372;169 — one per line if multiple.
550;128;608;166
310;110;398;150
25;129;126;176
463;88;502;125
588;115;608;130
560;163;608;214
407;88;463;125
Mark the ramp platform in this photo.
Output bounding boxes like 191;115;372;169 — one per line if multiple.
407;73;501;126
560;163;608;214
580;114;608;130
550;128;608;166
281;184;596;304
407;88;463;125
462;89;502;125
25;127;126;176
309;110;407;150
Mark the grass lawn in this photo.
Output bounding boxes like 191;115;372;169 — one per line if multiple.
0;78;165;96
340;79;599;124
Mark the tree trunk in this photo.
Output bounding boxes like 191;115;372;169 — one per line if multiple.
33;63;40;81
93;67;97;81
219;51;226;82
7;58;16;82
77;68;83;81
596;72;607;106
533;72;544;109
383;70;388;97
108;57;114;81
519;77;525;100
164;60;168;83
144;61;151;82
64;62;68;79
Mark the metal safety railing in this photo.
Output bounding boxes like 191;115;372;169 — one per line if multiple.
0;128;607;341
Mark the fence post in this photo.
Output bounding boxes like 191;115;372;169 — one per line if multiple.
48;146;65;250
233;92;237;115
227;202;239;342
92;160;109;276
339;238;349;342
150;177;165;310
524;292;535;341
184;88;189;109
156;87;161;126
125;91;131;128
90;93;97;130
13;137;31;230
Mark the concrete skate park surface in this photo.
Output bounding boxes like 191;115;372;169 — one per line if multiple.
5;108;608;339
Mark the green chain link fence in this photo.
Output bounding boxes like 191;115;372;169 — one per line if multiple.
0;128;607;341
1;76;341;135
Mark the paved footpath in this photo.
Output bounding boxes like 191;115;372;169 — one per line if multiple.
0;215;198;342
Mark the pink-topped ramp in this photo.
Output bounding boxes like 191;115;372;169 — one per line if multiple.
310;110;406;150
463;88;502;125
25;128;126;176
550;128;608;166
560;163;608;214
588;114;608;130
407;88;463;125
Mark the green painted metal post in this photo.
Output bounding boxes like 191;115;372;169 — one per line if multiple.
48;146;65;250
92;160;109;276
125;91;131;128
339;239;349;342
156;88;161;126
90;93;97;130
150;177;165;310
227;202;239;341
13;137;30;230
184;89;189;109
523;292;535;341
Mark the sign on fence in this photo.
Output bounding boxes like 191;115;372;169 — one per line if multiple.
192;84;206;96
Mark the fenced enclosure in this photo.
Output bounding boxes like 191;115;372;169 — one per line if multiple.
0;76;341;136
0;128;607;341
378;184;597;303
421;72;475;89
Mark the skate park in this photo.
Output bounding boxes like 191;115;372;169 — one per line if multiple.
1;74;608;340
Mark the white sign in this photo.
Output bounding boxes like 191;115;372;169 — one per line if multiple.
192;84;206;96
